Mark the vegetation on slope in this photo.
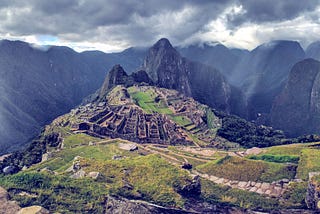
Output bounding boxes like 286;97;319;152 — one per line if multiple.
196;156;296;182
215;113;288;148
248;154;299;164
201;179;279;210
297;149;320;180
0;172;108;213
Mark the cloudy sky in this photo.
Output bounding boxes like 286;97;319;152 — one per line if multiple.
0;0;319;52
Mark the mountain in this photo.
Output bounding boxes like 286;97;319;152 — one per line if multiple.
80;46;146;75
0;40;145;154
178;43;249;77
271;58;320;136
98;64;153;99
0;71;317;212
306;41;320;61
230;40;305;119
143;38;246;116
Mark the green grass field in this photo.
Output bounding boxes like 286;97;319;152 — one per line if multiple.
128;88;172;114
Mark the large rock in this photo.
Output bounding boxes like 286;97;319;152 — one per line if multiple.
17;206;49;214
271;58;320;136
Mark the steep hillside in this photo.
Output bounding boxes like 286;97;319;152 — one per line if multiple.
0;40;144;154
143;38;247;117
231;40;305;119
178;43;248;77
271;58;320;136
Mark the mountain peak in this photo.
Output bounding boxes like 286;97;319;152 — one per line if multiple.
152;38;173;49
99;65;128;98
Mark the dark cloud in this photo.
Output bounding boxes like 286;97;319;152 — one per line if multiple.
229;0;320;27
0;0;319;50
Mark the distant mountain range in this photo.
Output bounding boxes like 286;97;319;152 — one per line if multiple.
1;38;320;153
0;40;144;153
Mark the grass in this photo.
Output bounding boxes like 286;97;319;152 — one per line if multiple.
196;156;296;182
170;115;191;126
201;179;279;210
0;172;108;213
0;154;194;212
297;148;320;180
63;134;101;148
79;154;191;208
281;182;308;209
129;88;172;114
30;140;140;173
264;144;306;156
206;108;219;129
128;86;192;127
247;154;300;164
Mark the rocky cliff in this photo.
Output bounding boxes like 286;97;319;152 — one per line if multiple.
271;58;320;136
143;38;246;116
98;65;153;100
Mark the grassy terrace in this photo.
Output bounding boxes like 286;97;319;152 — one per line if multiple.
201;179;279;210
196;156;296;182
297;148;320;180
128;86;192;127
29;136;141;173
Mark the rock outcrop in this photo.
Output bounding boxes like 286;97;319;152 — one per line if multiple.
99;64;131;97
143;38;246;116
306;172;320;210
98;65;153;100
271;58;320;136
17;206;49;214
0;186;20;214
0;186;49;214
105;195;191;214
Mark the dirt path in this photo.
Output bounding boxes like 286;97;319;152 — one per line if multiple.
146;145;212;163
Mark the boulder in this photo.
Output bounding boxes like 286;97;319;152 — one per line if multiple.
181;162;192;170
3;166;16;174
0;186;21;214
87;171;100;179
176;175;201;196
118;143;138;151
17;206;49;214
70;169;86;179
